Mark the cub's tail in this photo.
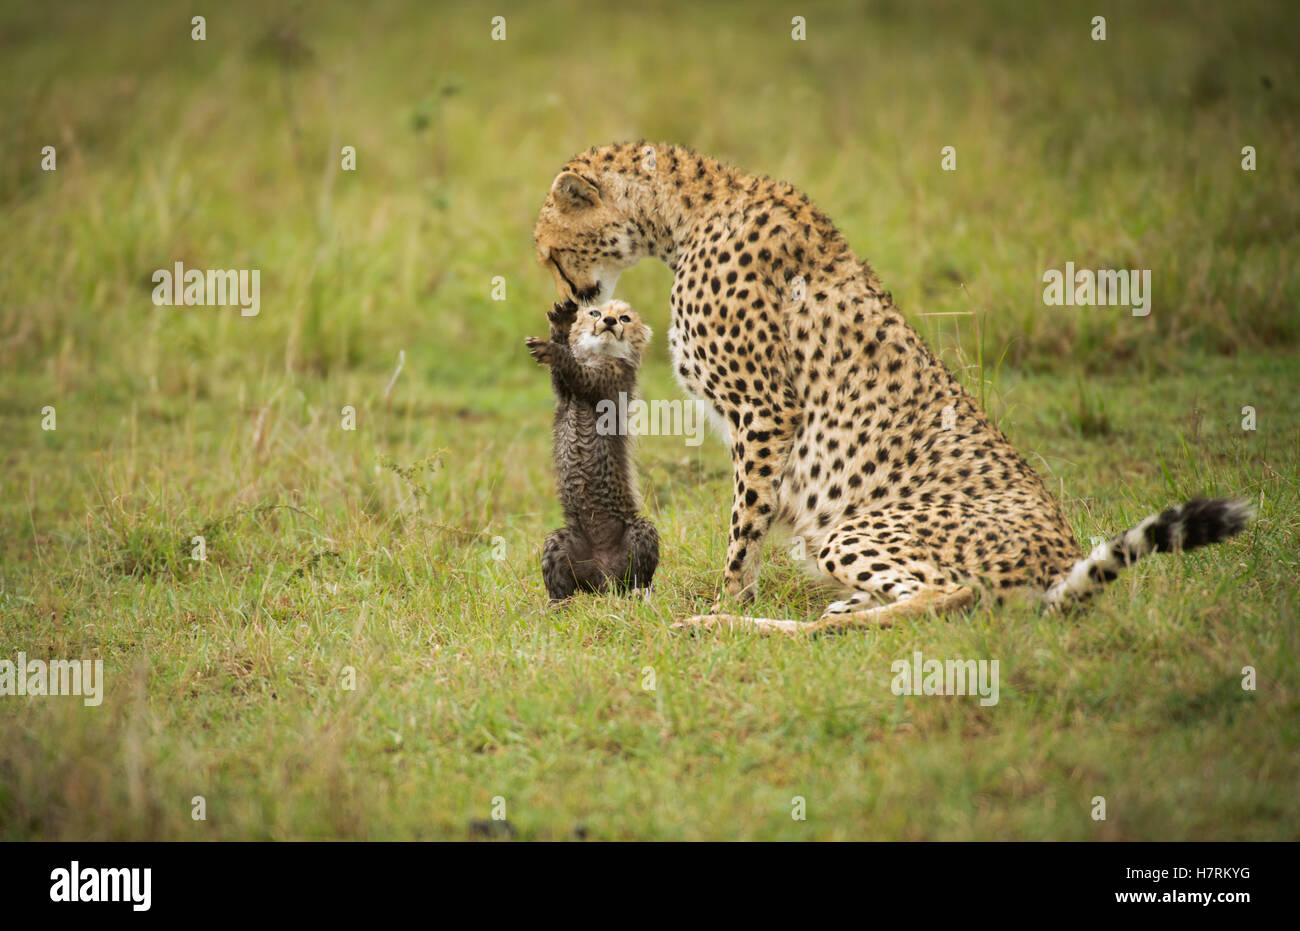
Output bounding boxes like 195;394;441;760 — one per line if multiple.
1044;497;1255;609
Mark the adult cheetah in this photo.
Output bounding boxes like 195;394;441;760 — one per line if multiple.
532;142;1253;635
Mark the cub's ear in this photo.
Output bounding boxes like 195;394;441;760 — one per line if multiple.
550;171;600;211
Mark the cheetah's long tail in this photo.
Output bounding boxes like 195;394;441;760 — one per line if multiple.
1043;497;1255;609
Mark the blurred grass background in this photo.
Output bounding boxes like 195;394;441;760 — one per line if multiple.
0;0;1297;840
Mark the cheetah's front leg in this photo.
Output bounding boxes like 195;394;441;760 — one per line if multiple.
718;415;791;603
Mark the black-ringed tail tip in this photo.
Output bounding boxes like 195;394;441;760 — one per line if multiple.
1044;497;1256;609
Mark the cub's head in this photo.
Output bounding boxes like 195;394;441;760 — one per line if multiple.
569;300;651;365
534;169;640;305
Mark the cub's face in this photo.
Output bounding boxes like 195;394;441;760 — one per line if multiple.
569;300;651;364
534;170;638;305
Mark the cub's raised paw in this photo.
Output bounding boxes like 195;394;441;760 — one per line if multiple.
525;336;554;365
548;300;578;327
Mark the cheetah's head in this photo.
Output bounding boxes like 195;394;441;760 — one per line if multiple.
569;300;651;364
535;170;639;305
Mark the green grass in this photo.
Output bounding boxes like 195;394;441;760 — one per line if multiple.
1;0;1298;840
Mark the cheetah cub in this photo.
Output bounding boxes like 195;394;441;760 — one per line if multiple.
526;299;660;601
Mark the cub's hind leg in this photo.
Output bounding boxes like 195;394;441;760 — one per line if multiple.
542;526;600;602
620;516;660;593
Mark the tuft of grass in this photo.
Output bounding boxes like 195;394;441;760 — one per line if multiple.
1066;380;1112;439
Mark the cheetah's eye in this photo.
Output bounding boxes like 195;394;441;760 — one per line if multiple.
619;315;630;323
589;310;600;318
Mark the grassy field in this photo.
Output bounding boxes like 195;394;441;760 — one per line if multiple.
1;0;1298;840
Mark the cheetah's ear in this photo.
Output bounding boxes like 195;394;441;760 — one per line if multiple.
551;171;600;211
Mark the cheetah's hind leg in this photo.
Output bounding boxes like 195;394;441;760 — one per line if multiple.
670;612;807;637
670;584;975;638
808;584;975;635
798;517;976;634
672;517;977;636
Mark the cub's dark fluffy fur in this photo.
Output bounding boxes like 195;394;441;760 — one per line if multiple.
526;300;658;601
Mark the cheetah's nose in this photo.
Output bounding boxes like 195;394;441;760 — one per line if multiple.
602;316;617;328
